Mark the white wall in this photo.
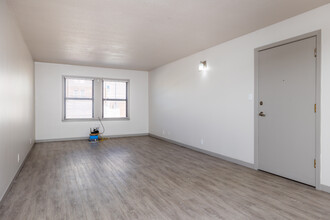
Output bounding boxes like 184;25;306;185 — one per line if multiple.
149;4;330;188
35;62;148;141
0;0;35;201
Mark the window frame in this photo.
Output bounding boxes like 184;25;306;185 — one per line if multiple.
63;76;95;120
102;79;129;119
62;76;130;121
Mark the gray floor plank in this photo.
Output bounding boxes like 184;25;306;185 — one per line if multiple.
1;136;330;219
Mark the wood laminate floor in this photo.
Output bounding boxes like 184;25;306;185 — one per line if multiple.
1;136;330;219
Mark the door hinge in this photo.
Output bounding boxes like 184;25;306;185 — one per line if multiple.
314;48;317;57
314;159;316;168
314;104;317;113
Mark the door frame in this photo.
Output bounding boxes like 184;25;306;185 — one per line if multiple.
254;30;321;189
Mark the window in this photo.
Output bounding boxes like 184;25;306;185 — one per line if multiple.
103;80;128;118
63;76;129;120
64;78;94;119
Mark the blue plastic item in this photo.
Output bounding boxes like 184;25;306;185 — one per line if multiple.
89;135;99;141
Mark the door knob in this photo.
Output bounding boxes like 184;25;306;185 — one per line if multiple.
259;112;266;117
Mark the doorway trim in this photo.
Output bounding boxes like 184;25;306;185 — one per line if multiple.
254;30;321;189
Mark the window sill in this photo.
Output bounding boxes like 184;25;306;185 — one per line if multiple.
62;117;130;122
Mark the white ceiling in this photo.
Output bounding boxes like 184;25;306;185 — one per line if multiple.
7;0;330;71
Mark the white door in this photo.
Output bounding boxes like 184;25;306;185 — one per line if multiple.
258;37;316;186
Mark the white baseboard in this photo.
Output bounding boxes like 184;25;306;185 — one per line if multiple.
149;133;254;169
0;143;35;204
35;133;149;143
320;184;330;194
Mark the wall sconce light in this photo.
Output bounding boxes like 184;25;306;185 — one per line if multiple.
199;61;207;71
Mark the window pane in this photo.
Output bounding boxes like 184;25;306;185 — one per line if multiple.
104;81;126;99
66;78;93;98
104;101;126;118
66;100;93;119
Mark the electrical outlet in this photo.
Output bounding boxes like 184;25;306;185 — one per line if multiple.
18;154;20;163
201;138;204;145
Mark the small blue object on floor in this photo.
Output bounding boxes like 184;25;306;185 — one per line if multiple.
89;135;99;142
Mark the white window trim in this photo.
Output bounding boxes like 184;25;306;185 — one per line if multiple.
62;75;130;121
